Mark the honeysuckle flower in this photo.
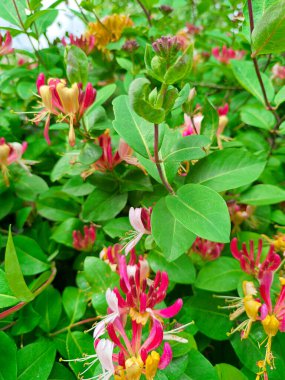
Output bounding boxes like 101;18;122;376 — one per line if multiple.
191;237;224;261
231;238;281;280
0;138;33;185
212;45;245;64
62;33;96;55
263;232;285;254
152;36;181;58
0;31;14;56
182;113;203;136
87;14;133;53
227;200;255;232
124;207;152;254
254;272;285;377
81;132;145;178
72;224;96;251
221;281;261;339
186;23;203;35
33;73;96;146
176;30;191;50
122;39;139;52
272;63;285;81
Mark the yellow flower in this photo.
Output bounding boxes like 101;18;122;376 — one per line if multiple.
87;14;133;52
145;351;160;380
125;356;144;380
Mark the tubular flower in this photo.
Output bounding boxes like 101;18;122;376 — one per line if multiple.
0;31;14;56
212;45;245;64
227;200;255;232
32;73;96;146
0;138;31;185
152;36;182;58
124;207;152;254
272;63;285;81
256;272;285;378
72;224;96;251
230;238;281;280
87;14;133;53
263;232;285;254
221;281;261;339
81;131;145;178
61;33;95;55
191;237;224;261
182;113;203;136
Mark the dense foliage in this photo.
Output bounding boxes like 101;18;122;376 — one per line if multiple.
1;0;285;379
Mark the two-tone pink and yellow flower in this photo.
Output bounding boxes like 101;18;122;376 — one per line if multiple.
0;31;14;56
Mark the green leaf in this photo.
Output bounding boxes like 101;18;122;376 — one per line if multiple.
62;176;95;197
166;184;230;243
185;349;219;380
13;235;50;276
113;95;161;158
50;152;80;182
187;149;266;192
129;78;165;124
0;269;18;308
51;218;84;247
103;217;131;238
148;250;196;284
252;1;285;55
82;189;127;222
48;362;76;380
14;174;49;202
170;332;197;358
239;184;285;205
184;291;233;340
62;287;86;323
0;0;27;27
37;189;81;222
164;44;193;84
152;198;196;262
33;286;62;332
11;304;41;335
64;45;88;85
0;191;14;220
4;228;34;302
231;60;274;105
17;340;56;380
200;97;219;141
85;84;116;117
120;169;153;192
33;9;58;35
66;331;98;378
240;104;275;130
195;257;243;292
215;363;248;380
275;85;285;107
164;135;210;162
0;331;17;380
78;143;102;165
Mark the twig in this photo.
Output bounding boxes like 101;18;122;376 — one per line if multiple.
154;124;175;195
136;0;152;26
247;0;279;123
190;81;242;91
49;317;99;337
0;263;57;320
74;0;89;24
263;54;272;72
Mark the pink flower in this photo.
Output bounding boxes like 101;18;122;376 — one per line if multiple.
72;224;96;251
182;113;203;136
212;45;245;64
217;103;229;116
186;23;203;35
124;207;152;254
230;238;281;280
62;34;95;55
191;237;224;261
272;63;285;80
0;32;14;56
0;138;31;185
33;73;96;146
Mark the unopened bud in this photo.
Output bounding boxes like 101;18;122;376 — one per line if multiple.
122;39;139;52
159;5;173;15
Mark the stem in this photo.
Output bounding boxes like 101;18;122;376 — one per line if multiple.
74;0;89;23
49;317;99;337
136;0;152;26
247;0;280;123
190;81;241;90
154;124;175;195
12;0;47;69
0;264;57;320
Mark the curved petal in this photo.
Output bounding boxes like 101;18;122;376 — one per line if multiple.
158;342;173;369
156;298;183;318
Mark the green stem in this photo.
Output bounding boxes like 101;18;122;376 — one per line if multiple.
48;316;99;337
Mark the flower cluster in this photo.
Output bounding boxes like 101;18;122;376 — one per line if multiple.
191;237;224;262
152;36;181;59
222;237;284;378
33;73;96;146
62;34;95;55
72;251;186;379
0;31;13;56
73;224;96;251
212;45;245;64
0;138;30;185
87;14;133;53
227;200;255;232
81;131;144;178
